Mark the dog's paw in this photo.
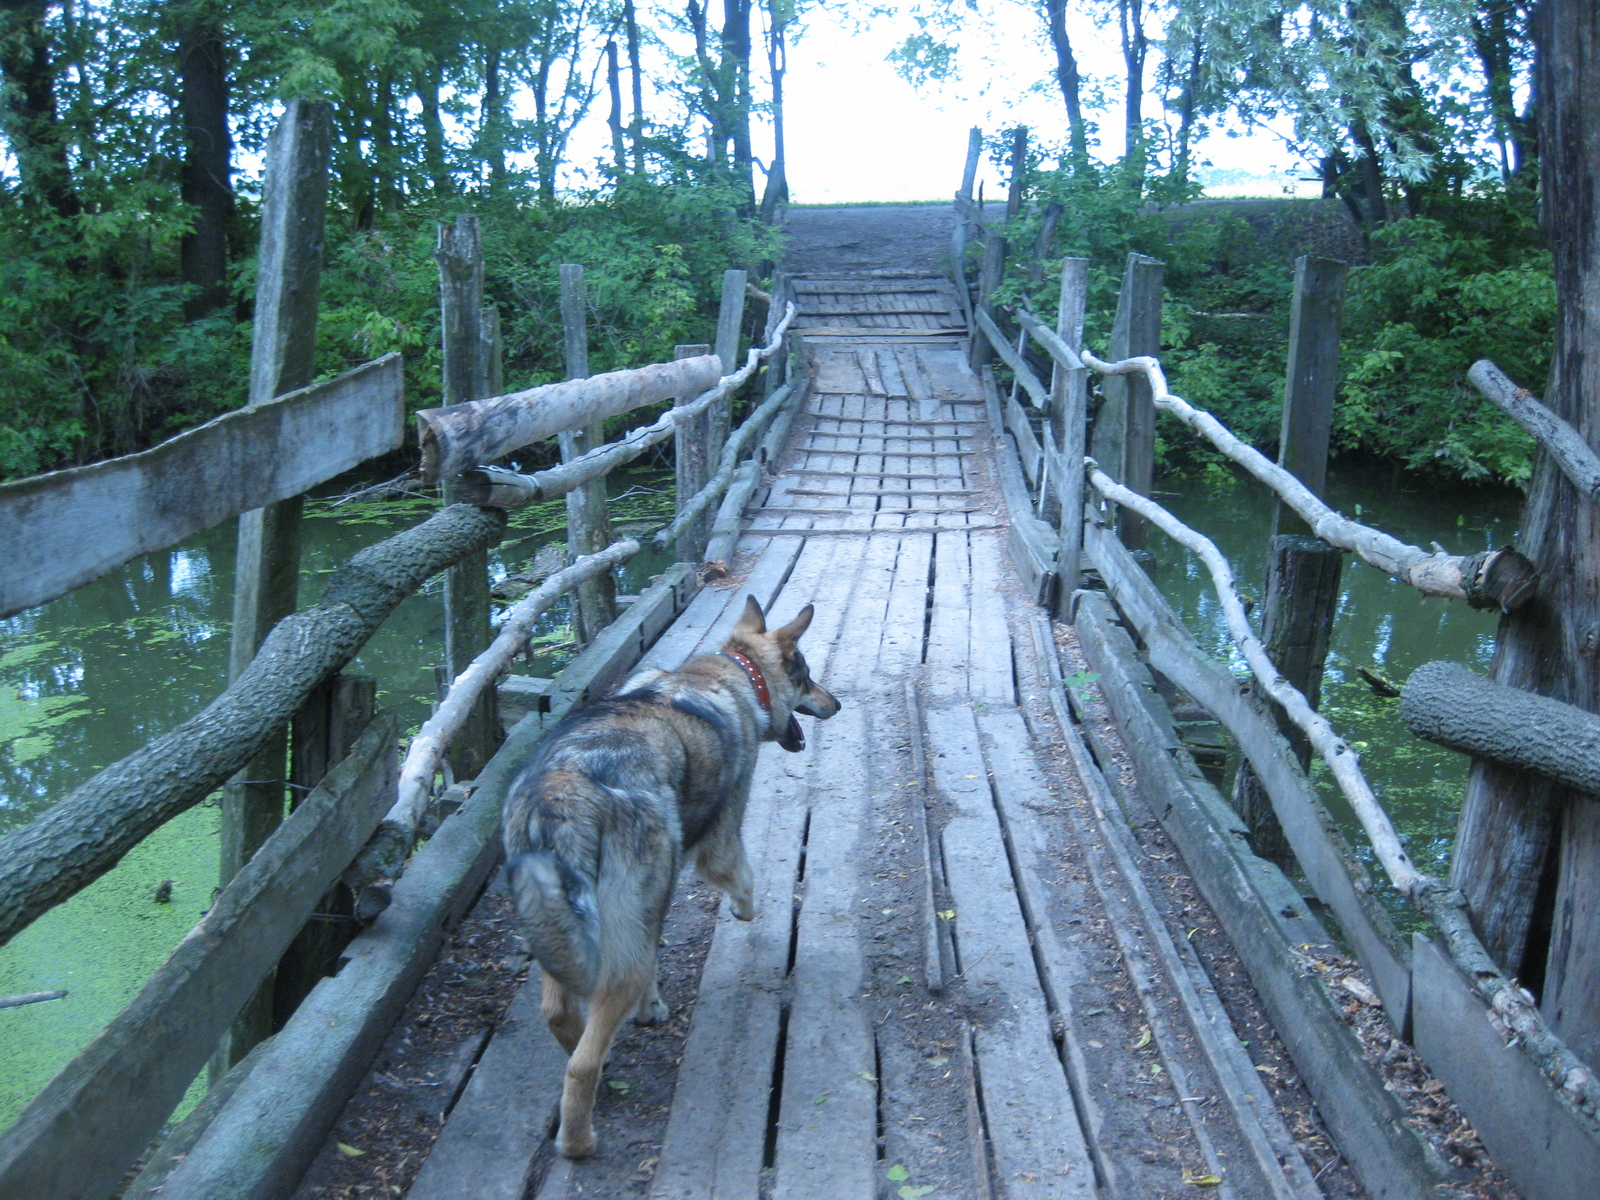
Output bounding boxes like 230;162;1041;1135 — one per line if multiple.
633;995;670;1025
730;893;755;922
558;1123;597;1159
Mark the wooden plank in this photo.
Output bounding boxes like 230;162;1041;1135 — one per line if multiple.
1072;592;1451;1200
771;706;877;1200
404;974;568;1200
1412;933;1600;1200
793;279;950;294
558;263;618;647
1005;391;1043;485
0;354;403;619
878;534;932;674
1083;521;1412;1024
965;533;1016;704
981;368;1058;606
926;530;973;696
637;537;804;669
543;562;698;711
0;713;398;1200
925;703;1095;1198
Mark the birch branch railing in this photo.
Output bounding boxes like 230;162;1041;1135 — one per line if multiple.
346;540;641;916
1468;359;1600;502
1070;347;1538;611
1086;463;1600;1116
446;302;798;510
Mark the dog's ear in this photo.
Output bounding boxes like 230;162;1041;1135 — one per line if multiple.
731;594;766;637
773;603;814;648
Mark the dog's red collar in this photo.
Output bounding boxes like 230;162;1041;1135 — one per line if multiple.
721;650;772;716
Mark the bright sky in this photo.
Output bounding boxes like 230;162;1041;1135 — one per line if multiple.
773;7;1317;204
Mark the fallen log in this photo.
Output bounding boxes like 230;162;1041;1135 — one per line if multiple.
346;539;640;918
416;355;723;482
1078;348;1538;610
1401;660;1600;797
0;504;506;949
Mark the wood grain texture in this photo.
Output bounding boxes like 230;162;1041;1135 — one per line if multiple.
0;354;403;619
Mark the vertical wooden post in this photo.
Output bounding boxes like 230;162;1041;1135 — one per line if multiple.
481;304;503;398
1004;126;1028;221
274;674;377;1023
219;99;331;1069
437;215;498;779
558;263;616;645
971;228;1006;370
1089;252;1163;547
950;126;982;327
1049;258;1090;614
712;268;748;451
673;342;714;561
1232;256;1348;869
764;271;791;397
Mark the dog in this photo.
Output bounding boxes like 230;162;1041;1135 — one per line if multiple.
502;594;841;1158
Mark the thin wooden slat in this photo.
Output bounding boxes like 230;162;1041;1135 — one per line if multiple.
966;533;1016;704
772;704;876;1200
403;975;568;1200
925;703;1096;1198
0;354;404;619
0;713;399;1200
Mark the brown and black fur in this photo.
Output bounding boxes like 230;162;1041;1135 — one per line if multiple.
502;595;840;1158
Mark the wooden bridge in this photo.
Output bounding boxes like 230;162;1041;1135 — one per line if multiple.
4;112;1598;1200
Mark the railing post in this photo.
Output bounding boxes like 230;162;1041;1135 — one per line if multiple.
713;268;748;451
558;264;617;645
437;215;498;780
673;342;714;561
764;271;791;397
219;98;331;1071
1090;251;1163;548
1233;256;1348;868
1049;258;1090;614
950;126;982;329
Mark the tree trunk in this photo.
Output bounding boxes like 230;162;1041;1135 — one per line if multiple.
759;9;788;223
177;8;232;322
483;43;506;194
1117;0;1147;179
1453;0;1600;1066
416;62;450;198
0;0;79;220
1042;0;1089;167
625;0;645;174
606;39;625;178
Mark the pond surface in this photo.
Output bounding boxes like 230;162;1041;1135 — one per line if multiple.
1147;458;1523;927
0;471;676;1127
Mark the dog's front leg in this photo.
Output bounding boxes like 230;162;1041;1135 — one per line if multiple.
692;821;755;922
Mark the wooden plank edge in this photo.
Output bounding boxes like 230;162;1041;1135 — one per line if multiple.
980;366;1058;607
1072;592;1459;1200
1412;933;1600;1200
1082;522;1413;1029
0;713;400;1200
543;562;700;712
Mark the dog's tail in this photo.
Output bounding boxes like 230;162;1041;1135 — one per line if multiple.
506;849;601;995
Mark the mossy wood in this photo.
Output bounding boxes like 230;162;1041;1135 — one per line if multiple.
0;504;505;951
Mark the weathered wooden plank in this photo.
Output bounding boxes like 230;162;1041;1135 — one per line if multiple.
1072;591;1450;1200
966;534;1017;704
404;974;568;1200
0;355;403;620
980;368;1058;606
1005;390;1043;485
1083;521;1413;1025
1278;256;1348;519
1092;253;1163;547
772;704;876;1200
0;713;398;1200
637;537;804;670
878;534;933;674
558;263;618;647
926;531;973;696
793;279;950;295
925;702;1095;1198
1412;933;1600;1200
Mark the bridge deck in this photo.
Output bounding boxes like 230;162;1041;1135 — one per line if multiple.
288;272;1327;1200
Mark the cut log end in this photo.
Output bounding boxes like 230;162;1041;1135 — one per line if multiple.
1469;546;1539;612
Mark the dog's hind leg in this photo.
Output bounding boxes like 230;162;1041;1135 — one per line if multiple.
557;978;646;1158
540;968;585;1055
633;975;669;1025
692;817;755;921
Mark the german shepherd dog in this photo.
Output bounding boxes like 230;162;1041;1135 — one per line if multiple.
502;595;841;1158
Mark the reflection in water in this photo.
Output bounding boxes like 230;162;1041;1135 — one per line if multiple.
1150;460;1523;929
0;475;675;1126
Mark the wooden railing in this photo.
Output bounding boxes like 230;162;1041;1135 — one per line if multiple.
0;100;803;1200
949;149;1597;1200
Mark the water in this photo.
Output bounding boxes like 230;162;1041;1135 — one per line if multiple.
0;471;676;1127
1146;459;1524;927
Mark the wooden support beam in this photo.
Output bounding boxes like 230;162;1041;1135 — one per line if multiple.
713;268;748;452
973;309;1049;407
0;355;403;620
1047;259;1089;611
1276;256;1348;531
221;98;332;1066
559;263;616;646
0;713;398;1200
674;342;715;561
438;215;497;782
1090;252;1163;548
0;505;505;951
